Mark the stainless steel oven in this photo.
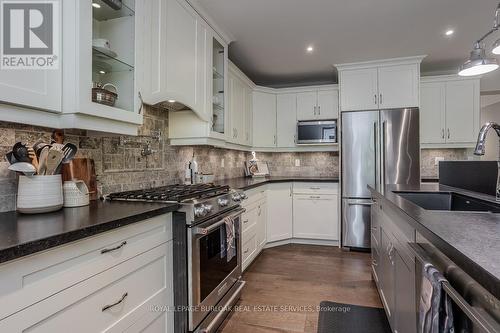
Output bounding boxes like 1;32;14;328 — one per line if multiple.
297;120;337;144
188;207;245;332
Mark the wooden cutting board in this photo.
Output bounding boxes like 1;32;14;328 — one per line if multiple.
62;158;98;200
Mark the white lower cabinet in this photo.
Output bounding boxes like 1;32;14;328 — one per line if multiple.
293;194;339;240
242;188;267;271
266;183;293;242
0;214;174;332
242;182;339;270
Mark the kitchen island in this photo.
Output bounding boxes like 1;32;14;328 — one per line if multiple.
370;183;500;333
370;183;500;298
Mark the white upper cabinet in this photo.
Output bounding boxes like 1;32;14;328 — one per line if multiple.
62;0;143;134
317;89;339;119
420;76;480;148
337;56;424;112
445;80;480;144
420;82;446;144
377;64;419;109
276;93;297;147
296;89;339;120
338;68;378;111
0;0;62;113
227;62;253;146
253;91;277;148
244;87;253;146
296;91;317;120
0;0;62;114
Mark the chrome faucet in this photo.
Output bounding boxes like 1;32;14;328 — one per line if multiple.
474;122;500;200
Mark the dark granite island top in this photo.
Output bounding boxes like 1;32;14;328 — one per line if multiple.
0;201;179;265
216;176;339;191
370;183;500;299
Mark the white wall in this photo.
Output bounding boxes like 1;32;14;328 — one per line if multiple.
481;70;500;92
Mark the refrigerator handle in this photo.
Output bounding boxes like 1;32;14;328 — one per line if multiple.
382;120;387;193
373;122;378;191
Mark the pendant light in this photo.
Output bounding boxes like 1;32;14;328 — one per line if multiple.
459;2;500;76
493;38;500;54
459;43;499;76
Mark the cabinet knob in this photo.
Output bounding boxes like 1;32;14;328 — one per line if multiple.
379;93;383;105
447;128;450;139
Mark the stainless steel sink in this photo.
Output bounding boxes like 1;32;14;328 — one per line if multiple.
393;191;500;213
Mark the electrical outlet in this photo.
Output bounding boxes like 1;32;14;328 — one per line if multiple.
295;159;300;167
434;157;444;166
221;158;225;168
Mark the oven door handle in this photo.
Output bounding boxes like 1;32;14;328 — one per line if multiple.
194;208;246;235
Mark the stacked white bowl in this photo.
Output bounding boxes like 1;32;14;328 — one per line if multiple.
17;175;63;214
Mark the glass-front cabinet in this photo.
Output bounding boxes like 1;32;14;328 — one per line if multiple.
91;0;135;112
211;37;226;135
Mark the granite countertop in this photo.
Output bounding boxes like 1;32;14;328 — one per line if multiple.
216;176;339;190
370;183;500;299
0;200;179;264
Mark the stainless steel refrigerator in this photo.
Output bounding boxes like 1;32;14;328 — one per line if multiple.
341;108;420;249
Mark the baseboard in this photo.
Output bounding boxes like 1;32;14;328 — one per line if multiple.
264;238;339;249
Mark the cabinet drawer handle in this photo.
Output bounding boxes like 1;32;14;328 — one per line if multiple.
243;219;249;224
371;226;378;231
310;187;321;190
379;93;383;105
374;94;377;105
102;292;128;312
441;129;445;139
447;128;450;139
310;196;321;199
244;249;249;254
101;241;127;254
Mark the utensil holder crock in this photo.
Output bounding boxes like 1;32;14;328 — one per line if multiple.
17;175;63;214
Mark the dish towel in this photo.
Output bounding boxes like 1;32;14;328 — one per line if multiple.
419;263;455;333
224;215;236;262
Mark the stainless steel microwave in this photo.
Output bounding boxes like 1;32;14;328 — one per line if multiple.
297;120;337;144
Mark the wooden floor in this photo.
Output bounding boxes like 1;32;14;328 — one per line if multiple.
218;244;382;333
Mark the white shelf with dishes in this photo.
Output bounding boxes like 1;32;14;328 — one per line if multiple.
60;0;143;134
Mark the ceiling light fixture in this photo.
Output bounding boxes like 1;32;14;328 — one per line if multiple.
459;2;500;76
92;3;101;8
445;29;454;36
306;46;314;53
459;43;499;76
493;38;500;54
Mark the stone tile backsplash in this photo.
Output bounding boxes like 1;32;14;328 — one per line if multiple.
0;105;337;212
420;148;475;178
0;102;476;212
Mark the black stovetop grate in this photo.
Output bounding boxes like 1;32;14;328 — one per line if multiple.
107;184;230;202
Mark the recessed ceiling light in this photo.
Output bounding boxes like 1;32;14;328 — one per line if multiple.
99;70;105;74
445;29;454;36
306;46;314;53
167;99;176;103
92;3;101;8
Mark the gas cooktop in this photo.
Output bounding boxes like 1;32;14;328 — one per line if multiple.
106;183;246;225
106;183;230;203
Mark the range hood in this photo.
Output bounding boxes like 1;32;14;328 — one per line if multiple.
157;100;193;112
